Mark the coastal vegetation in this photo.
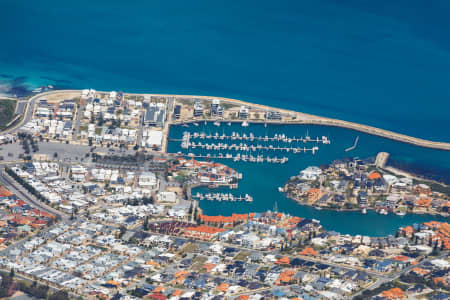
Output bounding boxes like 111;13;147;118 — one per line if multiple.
0;99;16;129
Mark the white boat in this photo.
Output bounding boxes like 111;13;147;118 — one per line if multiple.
396;211;406;216
182;124;189;128
193;122;199;126
361;208;367;214
278;187;284;192
378;208;388;215
241;121;249;127
213;121;220;126
227;122;232;126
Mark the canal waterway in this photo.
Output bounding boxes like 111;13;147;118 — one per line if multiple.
168;122;450;236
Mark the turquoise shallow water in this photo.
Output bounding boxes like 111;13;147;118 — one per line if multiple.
1;0;450;141
168;123;449;236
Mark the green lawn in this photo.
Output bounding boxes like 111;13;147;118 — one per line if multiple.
0;99;17;128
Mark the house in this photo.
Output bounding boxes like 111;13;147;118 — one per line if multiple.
238;106;249;119
139;172;158;189
193;100;203;118
157;192;177;204
144;103;165;127
144;130;163;149
265;111;282;120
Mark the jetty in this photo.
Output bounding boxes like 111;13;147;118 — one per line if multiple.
192;192;253;202
184;131;330;144
182;141;319;154
178;152;289;164
345;136;359;152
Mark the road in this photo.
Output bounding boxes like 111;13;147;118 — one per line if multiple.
0;267;81;299
0;89;80;135
72;97;85;141
0;167;68;220
352;252;449;298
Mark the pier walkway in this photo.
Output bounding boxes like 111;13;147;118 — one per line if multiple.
178;152;289;164
345;136;359;152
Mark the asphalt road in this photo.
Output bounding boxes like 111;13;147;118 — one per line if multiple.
352;252;449;298
1;90;80;135
0;168;67;219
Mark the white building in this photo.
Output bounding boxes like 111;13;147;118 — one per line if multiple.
138;172;158;189
157;191;177;203
299;166;322;180
144;130;163;149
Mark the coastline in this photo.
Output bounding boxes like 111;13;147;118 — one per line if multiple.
2;89;450;151
283;194;450;218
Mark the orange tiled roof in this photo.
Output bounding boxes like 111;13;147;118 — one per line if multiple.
174;270;189;278
434;277;445;285
153;286;166;293
202;263;216;272
402;226;414;235
275;256;290;265
412;268;430;275
146;260;160;267
380;288;405;299
106;280;120;286
278;270;295;283
368;172;382;180
308;188;321;195
300;247;317;256
172;290;184;297
416;198;432;207
394;255;409;262
0;187;13;197
216;282;229;292
199;213;251;224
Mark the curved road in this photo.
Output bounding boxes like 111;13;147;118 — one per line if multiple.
1;89;79;135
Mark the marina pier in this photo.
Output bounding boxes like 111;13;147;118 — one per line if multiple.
179;131;325;155
193;192;253;202
178;152;289;164
181;131;330;144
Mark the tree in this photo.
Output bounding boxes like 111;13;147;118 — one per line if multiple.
193;206;198;221
48;290;70;300
143;216;149;230
119;225;127;239
431;243;440;256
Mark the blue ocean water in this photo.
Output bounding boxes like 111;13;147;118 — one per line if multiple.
0;0;449;235
168;123;450;236
1;0;450;141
